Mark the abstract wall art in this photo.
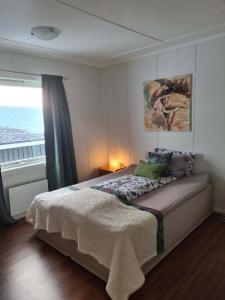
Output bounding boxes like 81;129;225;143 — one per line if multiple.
143;74;192;131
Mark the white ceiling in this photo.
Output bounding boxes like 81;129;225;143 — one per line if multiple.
0;0;225;66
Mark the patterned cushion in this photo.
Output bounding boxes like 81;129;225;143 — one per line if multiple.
155;148;195;177
146;151;173;176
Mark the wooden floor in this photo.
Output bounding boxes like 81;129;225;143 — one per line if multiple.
1;214;225;300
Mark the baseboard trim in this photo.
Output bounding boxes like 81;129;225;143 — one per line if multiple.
213;207;225;215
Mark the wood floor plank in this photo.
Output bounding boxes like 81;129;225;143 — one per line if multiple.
0;214;225;300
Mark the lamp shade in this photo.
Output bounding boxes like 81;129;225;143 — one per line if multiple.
109;150;121;171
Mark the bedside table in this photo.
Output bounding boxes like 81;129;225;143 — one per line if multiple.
99;163;126;176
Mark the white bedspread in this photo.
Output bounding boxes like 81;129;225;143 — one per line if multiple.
26;187;157;300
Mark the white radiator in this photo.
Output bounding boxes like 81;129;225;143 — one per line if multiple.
9;179;48;219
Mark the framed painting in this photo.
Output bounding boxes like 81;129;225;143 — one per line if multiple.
143;74;192;131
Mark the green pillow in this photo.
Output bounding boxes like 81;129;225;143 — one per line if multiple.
134;160;167;180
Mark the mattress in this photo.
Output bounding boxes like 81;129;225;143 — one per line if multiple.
36;168;213;284
74;165;210;216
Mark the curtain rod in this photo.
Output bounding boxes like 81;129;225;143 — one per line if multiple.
0;68;69;80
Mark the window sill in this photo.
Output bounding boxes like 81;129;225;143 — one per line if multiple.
1;157;46;174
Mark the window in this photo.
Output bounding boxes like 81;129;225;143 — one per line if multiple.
0;81;45;168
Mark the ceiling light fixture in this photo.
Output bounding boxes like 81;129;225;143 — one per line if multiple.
31;26;61;41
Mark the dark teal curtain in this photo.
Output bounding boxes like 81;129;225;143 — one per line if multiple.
0;167;16;228
41;74;78;191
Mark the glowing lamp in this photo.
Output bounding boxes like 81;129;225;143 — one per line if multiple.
109;150;120;171
109;159;121;171
99;150;126;175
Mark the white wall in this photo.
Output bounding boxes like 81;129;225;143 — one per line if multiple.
0;50;107;191
2;35;225;213
102;36;225;212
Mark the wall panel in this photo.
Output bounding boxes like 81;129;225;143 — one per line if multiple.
195;37;225;210
83;66;107;177
126;56;157;162
102;64;130;166
157;45;196;152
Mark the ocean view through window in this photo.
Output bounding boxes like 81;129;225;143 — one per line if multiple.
0;84;45;166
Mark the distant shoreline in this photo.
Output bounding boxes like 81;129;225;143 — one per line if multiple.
0;126;44;145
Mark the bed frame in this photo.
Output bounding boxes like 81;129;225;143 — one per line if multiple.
36;184;213;282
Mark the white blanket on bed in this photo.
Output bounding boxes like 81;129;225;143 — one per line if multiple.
26;187;157;300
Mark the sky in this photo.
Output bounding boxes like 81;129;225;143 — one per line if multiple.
0;85;42;107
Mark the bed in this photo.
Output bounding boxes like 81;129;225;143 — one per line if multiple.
27;165;213;299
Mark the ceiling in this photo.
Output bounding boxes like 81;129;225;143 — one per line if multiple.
0;0;225;66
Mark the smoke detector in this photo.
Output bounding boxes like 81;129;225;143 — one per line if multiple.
31;26;61;41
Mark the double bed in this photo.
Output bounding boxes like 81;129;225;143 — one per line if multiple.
27;164;213;299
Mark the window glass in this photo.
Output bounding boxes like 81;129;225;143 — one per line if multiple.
0;84;45;165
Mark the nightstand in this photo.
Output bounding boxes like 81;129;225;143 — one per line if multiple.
99;163;126;176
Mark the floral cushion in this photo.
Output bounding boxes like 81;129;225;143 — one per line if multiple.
155;148;195;177
146;151;173;176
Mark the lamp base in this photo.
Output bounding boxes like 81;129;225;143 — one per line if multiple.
99;163;126;176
